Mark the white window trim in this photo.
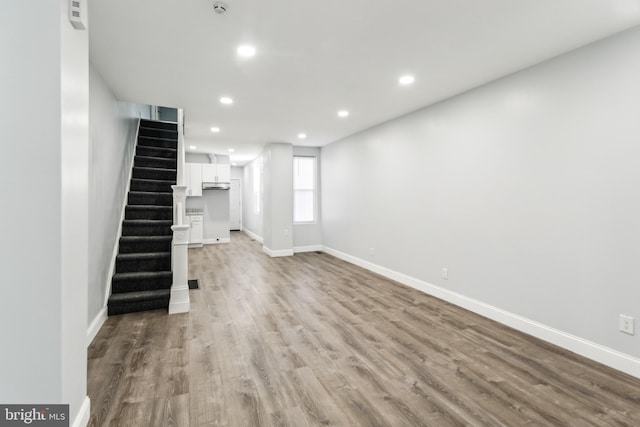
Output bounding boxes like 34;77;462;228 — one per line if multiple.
293;156;317;224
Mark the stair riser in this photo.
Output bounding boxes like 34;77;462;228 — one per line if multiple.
140;120;177;131
116;256;171;273
136;145;177;159
122;223;172;236
139;128;178;139
130;180;173;193
107;298;170;316
132;167;176;181
112;275;172;293
119;238;172;253
128;192;173;206
137;136;177;150
125;207;172;220
135;156;177;169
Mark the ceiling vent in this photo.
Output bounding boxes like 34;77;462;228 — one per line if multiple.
213;2;228;14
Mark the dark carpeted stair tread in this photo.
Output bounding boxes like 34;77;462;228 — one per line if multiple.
119;236;172;253
134;155;177;169
109;289;170;302
136;145;177;159
128;191;173;206
140;119;177;131
116;251;171;260
115;251;171;273
132;166;177;181
113;271;172;280
130;178;175;193
120;236;172;243
107;289;171;316
138;128;178;140
121;219;173;237
137;136;178;149
122;219;173;225
125;205;172;220
111;271;172;294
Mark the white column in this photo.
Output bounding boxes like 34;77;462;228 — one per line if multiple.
169;224;190;314
172;185;188;225
169;185;190;314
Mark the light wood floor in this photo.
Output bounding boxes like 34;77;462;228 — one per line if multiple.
88;231;640;426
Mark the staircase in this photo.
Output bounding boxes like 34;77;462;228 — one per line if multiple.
107;119;178;316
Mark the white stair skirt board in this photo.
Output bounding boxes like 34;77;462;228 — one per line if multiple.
243;228;263;243
322;245;640;380
72;396;90;427
294;245;323;253
86;306;107;347
203;237;231;245
263;246;294;257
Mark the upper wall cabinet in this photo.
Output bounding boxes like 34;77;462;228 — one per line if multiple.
202;163;230;183
185;163;202;197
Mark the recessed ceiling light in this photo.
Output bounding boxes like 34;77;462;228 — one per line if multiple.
337;110;349;118
237;45;256;57
210;127;220;133
189;145;197;150
232;162;237;166
399;75;415;85
228;148;235;153
298;133;307;139
220;97;233;105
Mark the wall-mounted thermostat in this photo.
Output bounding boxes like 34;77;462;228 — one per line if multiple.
69;0;87;30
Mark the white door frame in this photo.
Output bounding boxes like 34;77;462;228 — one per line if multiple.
230;178;242;231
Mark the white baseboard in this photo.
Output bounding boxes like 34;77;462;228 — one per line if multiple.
203;237;231;245
243;228;263;243
72;396;90;427
322;245;640;379
294;245;323;253
86;307;107;347
263;246;294;257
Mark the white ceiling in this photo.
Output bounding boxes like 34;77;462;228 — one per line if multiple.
90;0;640;165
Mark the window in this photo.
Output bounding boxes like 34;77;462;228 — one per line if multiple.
293;156;316;223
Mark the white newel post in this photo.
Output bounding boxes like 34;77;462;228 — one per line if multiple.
170;185;190;314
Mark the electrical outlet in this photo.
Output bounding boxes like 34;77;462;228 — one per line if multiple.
284;229;289;237
442;268;448;280
619;315;635;335
369;247;374;256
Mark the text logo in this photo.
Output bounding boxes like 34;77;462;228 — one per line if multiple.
0;405;68;426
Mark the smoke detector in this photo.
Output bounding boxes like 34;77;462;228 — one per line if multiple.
213;2;228;14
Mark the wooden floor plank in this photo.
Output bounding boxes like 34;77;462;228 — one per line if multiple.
88;231;640;426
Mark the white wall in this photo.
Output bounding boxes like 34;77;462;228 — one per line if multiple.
293;146;322;251
0;0;90;424
88;64;150;329
262;143;294;255
242;156;264;240
322;27;640;373
231;166;243;180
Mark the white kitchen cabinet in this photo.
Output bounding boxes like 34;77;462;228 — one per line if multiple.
201;163;230;183
188;215;203;246
184;163;202;197
216;164;231;182
201;164;216;182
